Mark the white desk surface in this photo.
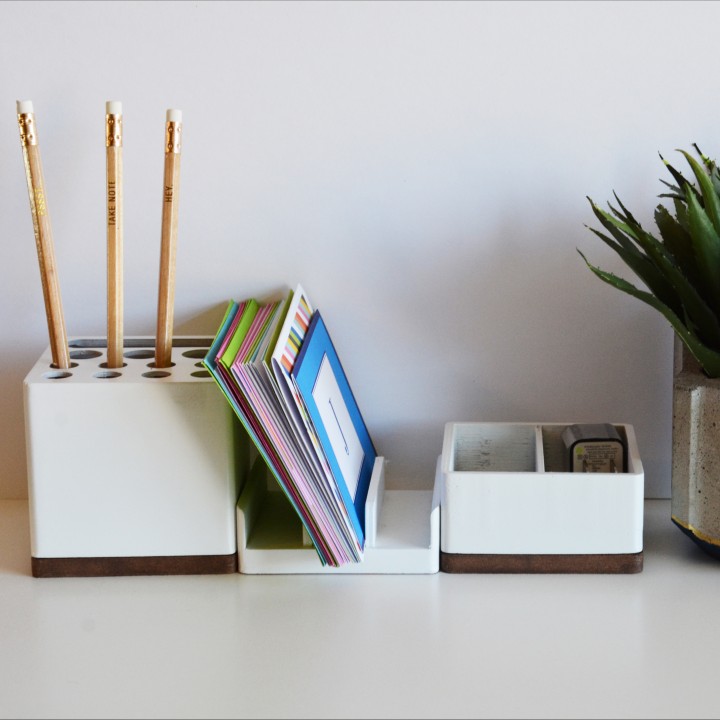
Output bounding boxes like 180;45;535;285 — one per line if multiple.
1;498;718;720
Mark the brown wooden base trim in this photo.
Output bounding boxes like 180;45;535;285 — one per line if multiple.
440;550;643;574
32;552;238;578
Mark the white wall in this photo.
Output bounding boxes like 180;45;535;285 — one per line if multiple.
2;0;714;498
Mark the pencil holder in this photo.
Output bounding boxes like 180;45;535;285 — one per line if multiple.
23;337;243;578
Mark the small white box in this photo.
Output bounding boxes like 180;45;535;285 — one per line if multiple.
440;422;644;573
24;337;241;577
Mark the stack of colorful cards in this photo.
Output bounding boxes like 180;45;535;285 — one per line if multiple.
204;285;377;567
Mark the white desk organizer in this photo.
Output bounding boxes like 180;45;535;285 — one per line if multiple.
237;456;440;574
24;337;241;578
440;422;644;573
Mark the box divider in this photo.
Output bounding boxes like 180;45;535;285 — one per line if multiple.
534;424;546;473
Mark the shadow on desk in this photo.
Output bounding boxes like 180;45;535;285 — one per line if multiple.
643;499;719;570
0;500;32;576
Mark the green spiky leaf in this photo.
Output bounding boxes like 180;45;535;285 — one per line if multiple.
685;186;720;313
582;146;720;377
661;155;701;205
584;224;682;318
654;204;702;289
680;150;720;235
578;251;720;377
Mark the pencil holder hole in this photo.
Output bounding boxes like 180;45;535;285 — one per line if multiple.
43;371;72;380
69;338;106;348
93;371;122;379
190;370;211;379
124;349;155;360
50;362;79;370
142;370;171;379
99;361;128;369
194;361;205;368
182;349;207;359
70;350;103;361
147;361;176;369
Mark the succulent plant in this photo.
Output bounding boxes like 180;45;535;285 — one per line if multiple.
580;145;720;378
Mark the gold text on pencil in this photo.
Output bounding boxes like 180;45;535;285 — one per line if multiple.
34;187;47;216
108;182;116;225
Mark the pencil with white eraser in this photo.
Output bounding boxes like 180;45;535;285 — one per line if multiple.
155;108;182;368
105;100;124;368
16;99;71;369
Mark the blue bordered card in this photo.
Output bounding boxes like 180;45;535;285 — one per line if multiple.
291;310;377;544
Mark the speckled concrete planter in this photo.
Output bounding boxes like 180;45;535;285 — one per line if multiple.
672;337;720;559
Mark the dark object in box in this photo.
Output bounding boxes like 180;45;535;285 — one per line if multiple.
561;423;627;473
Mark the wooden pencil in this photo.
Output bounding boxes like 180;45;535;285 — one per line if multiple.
17;100;71;370
106;101;124;368
154;109;182;369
